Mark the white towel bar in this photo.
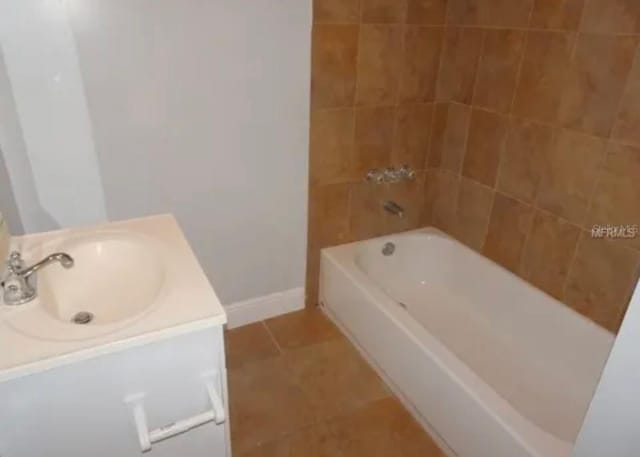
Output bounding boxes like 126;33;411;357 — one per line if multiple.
125;373;225;452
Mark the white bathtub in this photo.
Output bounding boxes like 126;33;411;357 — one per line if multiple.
319;227;614;457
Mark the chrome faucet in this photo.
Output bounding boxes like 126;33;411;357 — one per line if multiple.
2;251;74;306
383;201;404;218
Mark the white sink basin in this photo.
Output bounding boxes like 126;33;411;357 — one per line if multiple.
38;233;165;326
4;231;167;341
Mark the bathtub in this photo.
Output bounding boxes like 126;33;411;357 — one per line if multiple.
319;227;614;457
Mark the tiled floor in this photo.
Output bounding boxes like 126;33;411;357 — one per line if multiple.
225;308;446;456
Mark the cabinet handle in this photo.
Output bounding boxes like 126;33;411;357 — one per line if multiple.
125;372;226;452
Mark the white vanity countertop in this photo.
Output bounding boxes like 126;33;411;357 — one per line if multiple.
0;214;226;382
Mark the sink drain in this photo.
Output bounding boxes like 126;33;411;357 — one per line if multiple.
71;311;94;325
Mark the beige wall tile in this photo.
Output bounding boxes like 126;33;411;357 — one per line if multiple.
349;181;389;239
512;31;575;124
446;0;480;25
436;27;484;104
312;25;360;109
581;0;640;34
354;106;395;173
427;103;448;168
536;129;606;225
362;0;407;23
308;183;352;247
613;50;640;147
530;0;585;30
497;118;555;203
386;177;426;231
399;26;443;103
463;108;510;187
437;102;472;174
310;108;355;185
428;169;461;233
478;0;535;27
483;193;534;272
314;0;361;23
473;29;526;113
558;34;639;138
455;178;494;250
565;234;640;332
407;0;448;24
392;103;434;169
356;25;403;106
588;142;640;250
520;211;581;300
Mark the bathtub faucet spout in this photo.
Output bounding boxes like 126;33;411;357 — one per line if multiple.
383;201;404;218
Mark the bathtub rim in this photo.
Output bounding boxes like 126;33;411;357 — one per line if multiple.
319;226;603;457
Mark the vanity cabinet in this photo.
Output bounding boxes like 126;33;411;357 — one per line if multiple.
0;326;230;457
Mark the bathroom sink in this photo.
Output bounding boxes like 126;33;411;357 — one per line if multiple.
4;230;167;341
38;233;165;326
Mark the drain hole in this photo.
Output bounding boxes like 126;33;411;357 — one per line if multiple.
71;311;94;325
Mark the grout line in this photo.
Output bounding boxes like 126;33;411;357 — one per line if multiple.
261;320;283;355
313;21;640;38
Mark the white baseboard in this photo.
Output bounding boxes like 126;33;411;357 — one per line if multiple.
225;287;305;329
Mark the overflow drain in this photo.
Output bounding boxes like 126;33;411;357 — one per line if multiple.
71;311;94;325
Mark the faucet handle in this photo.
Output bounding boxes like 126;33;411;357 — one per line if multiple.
7;251;24;272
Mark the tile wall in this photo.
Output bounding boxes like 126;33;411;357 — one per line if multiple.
307;0;640;333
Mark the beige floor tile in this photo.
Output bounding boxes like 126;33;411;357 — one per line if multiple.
330;397;445;457
283;338;390;421
265;309;342;350
228;356;316;454
224;322;280;369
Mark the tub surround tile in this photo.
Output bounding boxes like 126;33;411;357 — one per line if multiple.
399;26;443;103
613;50;640;147
565;235;640;332
431;103;472;174
483;193;535;273
308;183;351;247
427;169;461;234
265;309;342;350
407;0;447;25
436;27;484;104
520;211;581;300
356;25;403;106
310;108;356;186
307;0;640;333
225;323;281;369
348;181;390;239
512;31;575;124
497;118;555;203
588;143;640;250
362;0;407;23
462;108;510;187
529;0;585;30
313;0;361;23
447;0;534;27
558;34;639;138
455;178;495;251
312;25;360;109
580;0;640;34
535;130;607;226
354;106;396;174
473;29;526;114
392;103;434;170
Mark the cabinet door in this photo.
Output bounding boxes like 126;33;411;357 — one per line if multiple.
0;327;229;457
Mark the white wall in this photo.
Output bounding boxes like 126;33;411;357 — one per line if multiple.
0;0;311;304
572;279;640;457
